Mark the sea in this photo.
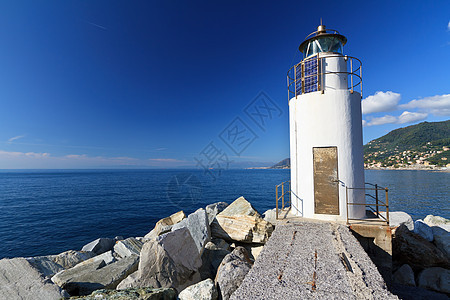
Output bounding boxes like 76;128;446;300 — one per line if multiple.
0;169;448;259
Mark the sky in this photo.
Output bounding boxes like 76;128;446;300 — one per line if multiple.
0;0;449;169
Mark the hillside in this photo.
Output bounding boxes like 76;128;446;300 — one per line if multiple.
364;120;450;168
270;158;290;169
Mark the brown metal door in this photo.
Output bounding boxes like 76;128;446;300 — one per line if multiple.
313;147;339;215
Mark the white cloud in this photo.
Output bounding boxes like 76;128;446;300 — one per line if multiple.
397;111;428;124
0;150;189;169
361;91;401;114
399;94;450;116
362;120;367;127
364;115;398;126
7;135;25;143
363;111;428;127
448;20;450;31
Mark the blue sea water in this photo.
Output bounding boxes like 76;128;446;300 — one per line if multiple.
0;169;448;259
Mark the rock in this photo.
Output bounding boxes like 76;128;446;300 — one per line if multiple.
425;215;450;233
215;246;253;300
114;236;124;241
206;202;228;224
432;226;450;259
114;237;144;258
77;250;117;267
199;242;230;280
211;238;231;251
72;287;177;299
178;278;218;300
118;228;202;292
0;257;69;299
414;220;434;241
381;211;414;231
144;211;186;239
172;208;211;255
393;264;416;286
418;267;450;294
26;250;95;278
248;245;264;260
51;254;139;296
211;196;274;244
262;208;277;224
393;224;449;269
81;238;115;255
424;215;450;227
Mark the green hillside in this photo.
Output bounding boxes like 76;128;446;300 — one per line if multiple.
364;120;450;168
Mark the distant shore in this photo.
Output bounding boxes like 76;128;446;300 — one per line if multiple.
246;166;450;172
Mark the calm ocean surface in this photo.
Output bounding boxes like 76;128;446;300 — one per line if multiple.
0;169;448;259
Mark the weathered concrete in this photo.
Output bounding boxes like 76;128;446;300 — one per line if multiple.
231;221;397;299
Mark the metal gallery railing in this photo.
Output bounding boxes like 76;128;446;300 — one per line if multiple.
275;180;291;220
287;54;362;100
346;183;389;225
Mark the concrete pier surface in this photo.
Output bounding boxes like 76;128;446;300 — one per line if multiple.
231;220;397;299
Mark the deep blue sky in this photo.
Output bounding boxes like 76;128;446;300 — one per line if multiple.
0;1;449;168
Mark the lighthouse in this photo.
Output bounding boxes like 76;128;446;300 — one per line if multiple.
288;24;365;221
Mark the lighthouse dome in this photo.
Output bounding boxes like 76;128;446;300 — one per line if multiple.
299;25;347;58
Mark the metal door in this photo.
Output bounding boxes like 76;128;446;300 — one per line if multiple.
313;147;339;215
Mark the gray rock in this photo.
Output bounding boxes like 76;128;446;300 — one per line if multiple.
381;211;414;231
211;238;231;251
144;210;186;239
114;236;124;241
393;264;416;286
414;220;434;241
0;257;69;299
393;224;449;269
211;196;274;244
179;278;218;300
424;215;450;227
73;287;177;299
77;250;116;267
81;237;115;255
418;267;450;294
215;246;253;300
199;242;230;280
262;208;277;224
117;228;202;292
26;250;95;278
172;208;211;255
206;202;228;224
432;226;450;259
114;237;143;258
51;254;139;296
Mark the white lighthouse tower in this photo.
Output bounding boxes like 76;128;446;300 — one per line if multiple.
288;24;365;221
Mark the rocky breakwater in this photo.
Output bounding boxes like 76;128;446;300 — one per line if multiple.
0;196;274;300
388;212;450;296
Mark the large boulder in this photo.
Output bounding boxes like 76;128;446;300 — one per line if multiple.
414;220;434;241
199;241;231;280
211;196;274;244
51;254;138;296
0;257;69;299
393;264;416;286
26;250;95;278
81;238;115;255
262;208;277;224
424;215;450;231
179;278;218;300
418;267;450;294
432;226;450;259
72;287;177;299
114;237;143;258
117;228;202;292
215;246;253;300
381;211;414;231
393;224;449;269
206;202;228;224
144;211;186;239
172;208;211;255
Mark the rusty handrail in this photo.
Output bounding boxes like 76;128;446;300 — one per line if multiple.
346;183;389;225
275;181;291;220
287;54;362;100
